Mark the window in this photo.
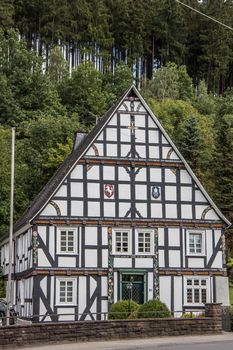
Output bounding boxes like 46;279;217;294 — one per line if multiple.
57;227;77;254
136;230;154;255
112;229;132;254
185;277;209;305
187;230;205;255
56;278;76;305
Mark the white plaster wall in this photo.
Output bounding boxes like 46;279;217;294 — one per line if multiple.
40;276;47;296
38;249;51;267
102;249;108;268
70;165;83;179
85;249;97;267
85;227;98;245
135;258;153;268
114;258;132;268
118;167;130;181
135;167;147;182
71;200;83;216
57;307;75;321
104;202;115;217
102;227;108;245
151;203;162;218
206;229;213;264
159;250;165;267
78;277;87;314
48;226;55;260
150;168;162;182
40;203;57;216
169;250;180;268
180;170;192;184
215;277;230;306
168;228;180;246
56;185;67;197
108;113;117;126
188;258;204;268
158;228;164;246
211;252;223;268
174;276;183;312
181;186;192;201
103;166;115;180
71;182;83;197
88;201;100;216
58;256;76;267
159;276;171;310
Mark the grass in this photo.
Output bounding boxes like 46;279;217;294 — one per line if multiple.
229;284;233;305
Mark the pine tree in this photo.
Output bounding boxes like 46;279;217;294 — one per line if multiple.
177;115;204;176
214;97;233;221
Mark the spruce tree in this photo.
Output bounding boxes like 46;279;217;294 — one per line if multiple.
177;115;203;176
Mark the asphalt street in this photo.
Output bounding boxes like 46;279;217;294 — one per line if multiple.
21;333;233;350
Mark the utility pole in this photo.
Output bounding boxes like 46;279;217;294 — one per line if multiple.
6;127;15;326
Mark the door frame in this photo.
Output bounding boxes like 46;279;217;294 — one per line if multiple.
119;270;147;304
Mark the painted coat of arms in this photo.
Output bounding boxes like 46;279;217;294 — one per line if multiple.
104;184;114;199
151;186;161;199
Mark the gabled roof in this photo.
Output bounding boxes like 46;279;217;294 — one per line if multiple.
13;85;231;234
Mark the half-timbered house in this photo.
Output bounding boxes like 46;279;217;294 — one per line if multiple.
0;85;231;322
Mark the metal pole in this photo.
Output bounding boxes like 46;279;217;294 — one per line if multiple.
6;127;15;326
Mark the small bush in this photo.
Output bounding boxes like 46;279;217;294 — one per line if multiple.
109;300;139;320
181;312;205;319
138;299;171;319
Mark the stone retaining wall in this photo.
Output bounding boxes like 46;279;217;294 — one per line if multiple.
0;304;222;349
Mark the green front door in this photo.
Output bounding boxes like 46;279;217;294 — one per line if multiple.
121;274;145;304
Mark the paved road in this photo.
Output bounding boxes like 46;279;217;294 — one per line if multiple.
22;333;233;350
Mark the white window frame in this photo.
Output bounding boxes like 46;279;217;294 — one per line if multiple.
112;228;132;255
184;276;210;306
186;230;205;256
56;277;77;306
57;227;78;255
135;229;154;255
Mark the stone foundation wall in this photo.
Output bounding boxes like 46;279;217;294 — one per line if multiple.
0;304;222;349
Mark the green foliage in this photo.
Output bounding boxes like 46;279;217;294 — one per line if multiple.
213;98;233;220
181;312;205;319
109;300;139;320
143;63;194;101
137;299;171;319
229;285;233;306
0;29;65;125
230;305;233;331
177;115;205;175
48;46;69;84
0;0;14;28
59;63;110;125
103;63;133;101
0;270;5;298
148;97;215;189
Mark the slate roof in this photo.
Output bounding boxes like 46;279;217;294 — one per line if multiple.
12;84;231;235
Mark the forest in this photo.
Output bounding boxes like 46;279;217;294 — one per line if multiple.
0;0;232;256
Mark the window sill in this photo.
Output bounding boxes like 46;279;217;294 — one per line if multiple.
135;252;154;256
186;253;206;257
55;303;77;307
56;252;78;255
112;252;132;256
